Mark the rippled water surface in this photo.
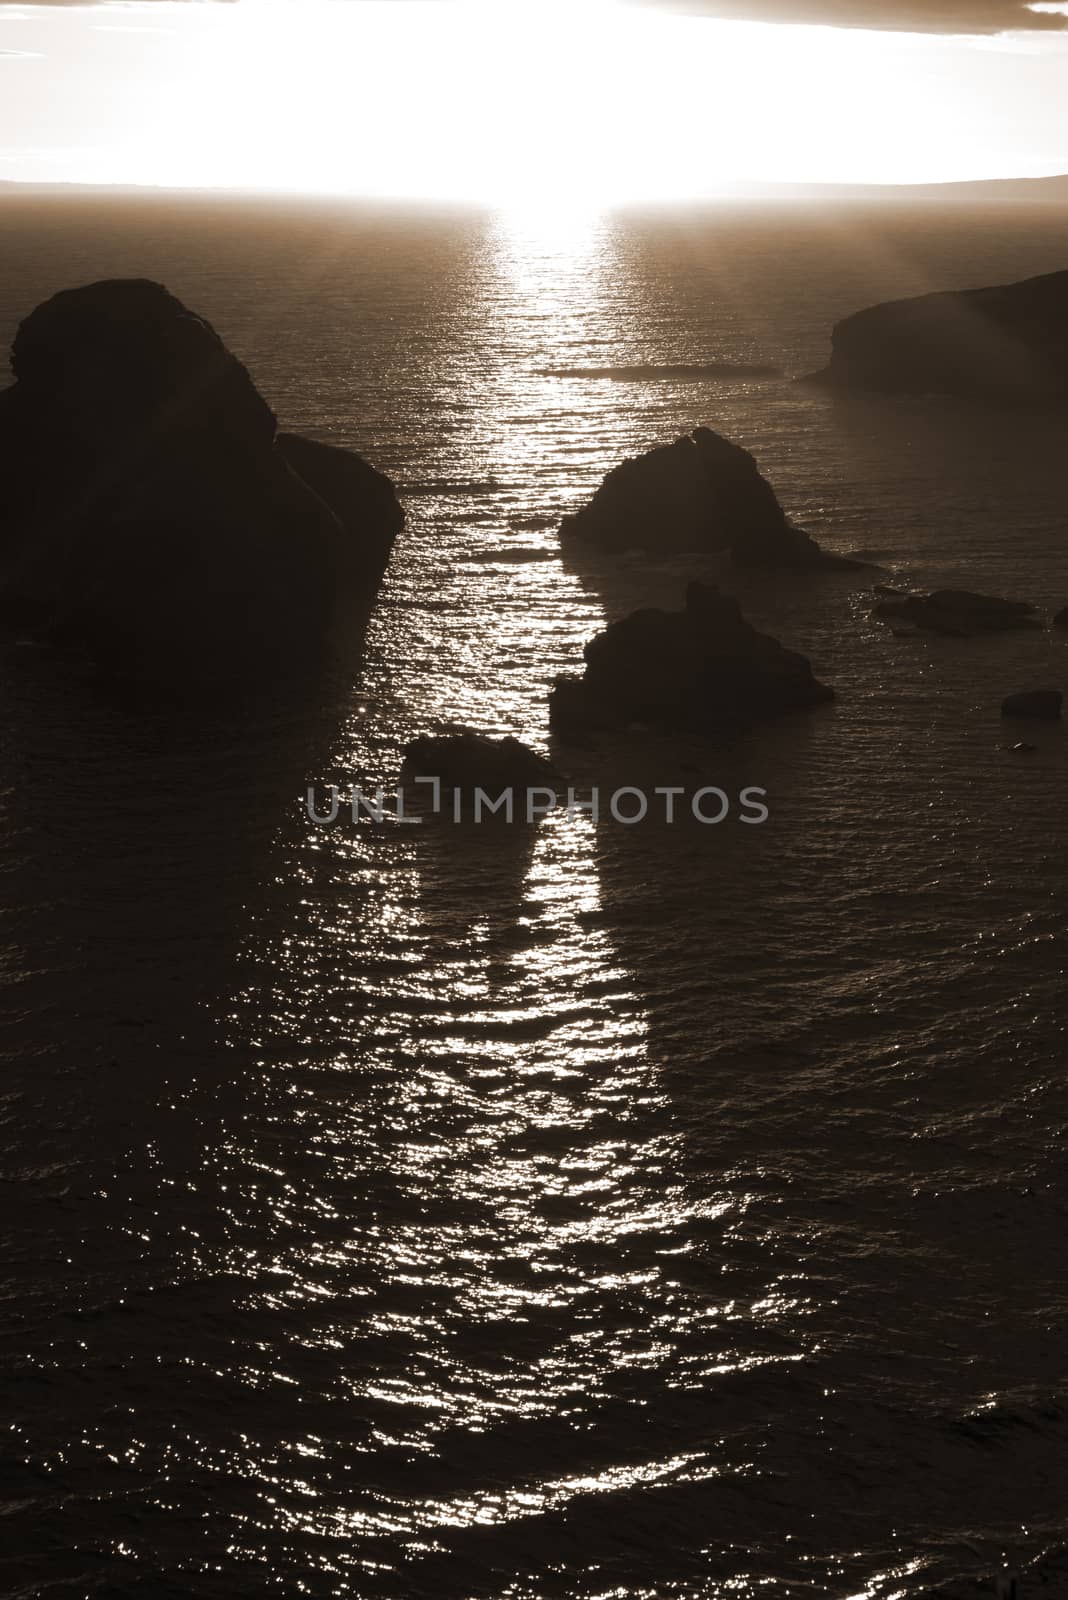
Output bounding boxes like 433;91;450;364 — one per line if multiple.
2;193;1068;1599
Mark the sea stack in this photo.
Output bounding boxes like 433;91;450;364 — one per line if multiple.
807;269;1068;402
0;279;404;687
559;426;860;569
550;580;834;740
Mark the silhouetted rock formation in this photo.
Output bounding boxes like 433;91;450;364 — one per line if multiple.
1054;607;1068;629
0;279;403;686
559;426;860;569
550;580;834;740
275;433;400;583
403;731;557;789
1001;689;1062;720
872;588;1039;636
396;732;559;819
807;269;1068;402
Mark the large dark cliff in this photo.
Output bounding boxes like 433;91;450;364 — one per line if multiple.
0;279;404;689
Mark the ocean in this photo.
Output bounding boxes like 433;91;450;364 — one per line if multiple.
1;190;1067;1599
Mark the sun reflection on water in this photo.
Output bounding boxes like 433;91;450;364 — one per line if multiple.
193;749;802;1584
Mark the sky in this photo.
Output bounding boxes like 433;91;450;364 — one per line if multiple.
1;0;1067;200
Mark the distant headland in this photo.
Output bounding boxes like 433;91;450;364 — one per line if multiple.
807;267;1068;401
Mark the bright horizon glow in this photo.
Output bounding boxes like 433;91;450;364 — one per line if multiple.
1;0;1068;204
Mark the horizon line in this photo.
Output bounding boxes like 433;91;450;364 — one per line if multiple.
2;172;1068;205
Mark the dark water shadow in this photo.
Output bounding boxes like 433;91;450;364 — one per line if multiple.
0;638;374;1596
404;809;545;975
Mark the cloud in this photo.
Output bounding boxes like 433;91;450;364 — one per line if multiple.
637;0;1067;28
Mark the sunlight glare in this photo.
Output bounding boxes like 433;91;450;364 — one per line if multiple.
115;0;767;202
7;0;1063;200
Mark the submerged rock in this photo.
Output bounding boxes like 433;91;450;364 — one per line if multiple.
0;278;403;687
806;269;1068;402
1001;689;1062;720
401;731;559;805
559;426;860;569
872;588;1039;637
550;580;834;740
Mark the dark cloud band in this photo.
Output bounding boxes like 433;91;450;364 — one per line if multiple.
637;0;1067;29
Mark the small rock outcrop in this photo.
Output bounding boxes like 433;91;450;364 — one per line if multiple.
872;588;1039;636
0;279;404;686
1001;690;1062;720
807;269;1068;402
550;580;834;740
401;732;559;803
559;426;860;569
